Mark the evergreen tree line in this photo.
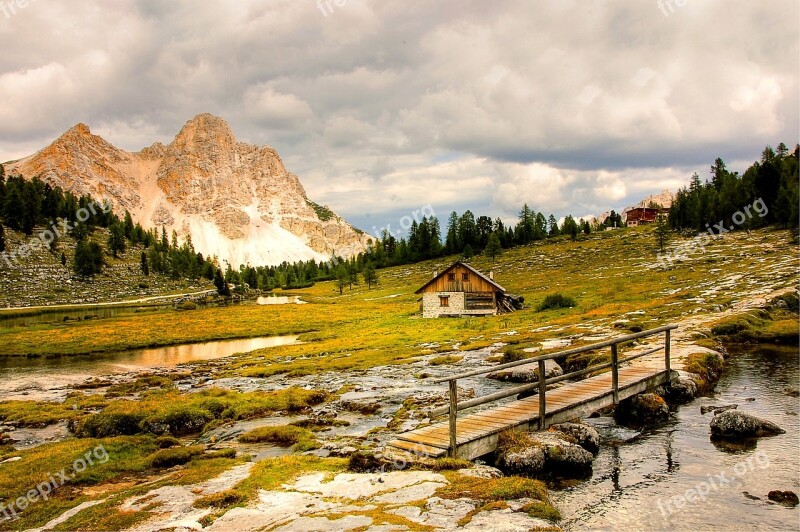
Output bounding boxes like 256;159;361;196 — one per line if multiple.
362;207;594;269
669;143;799;232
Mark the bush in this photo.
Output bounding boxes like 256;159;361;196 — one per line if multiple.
537;293;576;311
501;347;525;364
148;445;204;468
75;412;146;438
239;425;319;451
194;489;247;509
155;435;181;449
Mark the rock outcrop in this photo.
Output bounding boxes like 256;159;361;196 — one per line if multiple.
709;410;785;440
6;114;371;266
614;393;670;427
495;429;595;477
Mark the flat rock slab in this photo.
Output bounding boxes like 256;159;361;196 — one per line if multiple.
460;508;554;531
290;471;447;500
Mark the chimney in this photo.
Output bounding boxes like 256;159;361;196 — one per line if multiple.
432;270;438;279
489;271;494;281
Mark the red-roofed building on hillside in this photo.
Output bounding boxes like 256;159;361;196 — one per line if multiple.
626;207;669;227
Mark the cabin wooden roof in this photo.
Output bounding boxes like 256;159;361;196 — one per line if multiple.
415;261;506;294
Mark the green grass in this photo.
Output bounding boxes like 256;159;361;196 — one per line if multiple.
239;425;320;451
74;387;327;437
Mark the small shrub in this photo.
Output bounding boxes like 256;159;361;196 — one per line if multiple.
501;347;525;364
348;451;389;472
75;412;146;437
149;445;204;468
537;293;576;311
429;355;463;366
177;301;197;311
155;435;181;449
239;425;319;451
194;489;247;509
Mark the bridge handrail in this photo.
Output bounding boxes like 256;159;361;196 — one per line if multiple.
431;324;678;384
429;323;678;457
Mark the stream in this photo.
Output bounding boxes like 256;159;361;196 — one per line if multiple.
552;344;799;531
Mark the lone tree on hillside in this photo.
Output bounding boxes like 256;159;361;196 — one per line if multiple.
335;264;348;295
73;240;104;277
655;213;670;252
485;232;502;262
363;262;378;289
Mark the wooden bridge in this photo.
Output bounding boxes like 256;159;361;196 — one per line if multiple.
387;325;679;460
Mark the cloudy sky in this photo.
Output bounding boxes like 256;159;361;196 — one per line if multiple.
0;0;797;234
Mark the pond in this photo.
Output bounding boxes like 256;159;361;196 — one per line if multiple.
256;295;305;305
0;335;299;401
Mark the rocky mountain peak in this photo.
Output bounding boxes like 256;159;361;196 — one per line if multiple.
6;115;371;266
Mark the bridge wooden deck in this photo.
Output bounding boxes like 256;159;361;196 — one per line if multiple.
387;324;679;460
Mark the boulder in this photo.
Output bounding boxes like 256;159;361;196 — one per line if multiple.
486;359;563;383
549;422;600;455
659;373;699;405
614;393;670;427
768;490;799;506
710;410;785;440
495;430;594;477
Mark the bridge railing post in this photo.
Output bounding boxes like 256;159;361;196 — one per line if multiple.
665;329;672;383
538;360;547;429
611;343;619;405
448;380;458;457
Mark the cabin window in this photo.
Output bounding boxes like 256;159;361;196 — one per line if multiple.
462;273;469;282
447;273;456;281
440;296;450;307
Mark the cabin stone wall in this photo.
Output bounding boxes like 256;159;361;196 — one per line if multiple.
422;291;497;318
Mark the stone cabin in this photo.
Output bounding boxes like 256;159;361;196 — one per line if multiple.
416;261;506;318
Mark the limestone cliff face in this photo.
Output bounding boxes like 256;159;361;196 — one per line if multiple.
6;114;371;266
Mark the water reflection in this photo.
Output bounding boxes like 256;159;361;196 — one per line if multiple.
0;335;298;400
257;296;305;305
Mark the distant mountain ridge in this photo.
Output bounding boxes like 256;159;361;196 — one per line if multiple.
5;114;371;266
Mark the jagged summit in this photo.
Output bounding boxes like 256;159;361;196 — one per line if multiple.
6;114;371;266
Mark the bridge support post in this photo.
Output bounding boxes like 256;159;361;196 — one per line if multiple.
611;343;619;405
538;360;547;430
664;329;672;383
448;380;458;457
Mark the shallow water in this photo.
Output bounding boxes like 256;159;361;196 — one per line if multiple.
257;295;305;305
552;345;800;531
0;335;298;400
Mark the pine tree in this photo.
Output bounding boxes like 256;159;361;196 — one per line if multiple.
655;214;670;252
108;223;126;258
335;264;347;295
140;251;150;276
485;232;502;262
73;240;104;277
363;262;378;289
463;243;474;259
213;268;230;296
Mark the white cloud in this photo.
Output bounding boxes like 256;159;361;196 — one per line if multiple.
0;0;796;230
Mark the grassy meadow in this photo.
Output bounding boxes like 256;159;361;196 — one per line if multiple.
0;225;796;530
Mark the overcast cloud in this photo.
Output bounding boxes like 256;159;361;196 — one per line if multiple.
0;0;797;233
